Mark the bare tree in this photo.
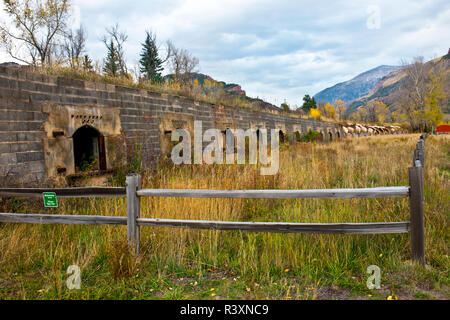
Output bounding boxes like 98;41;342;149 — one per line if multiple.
395;56;447;131
63;25;86;68
102;24;128;77
168;42;199;85
0;0;71;66
365;100;390;123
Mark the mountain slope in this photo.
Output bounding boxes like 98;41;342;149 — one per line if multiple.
314;65;401;103
347;53;450;114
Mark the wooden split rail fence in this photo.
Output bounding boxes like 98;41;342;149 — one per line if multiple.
0;137;427;265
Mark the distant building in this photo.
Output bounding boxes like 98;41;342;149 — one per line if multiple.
436;124;450;133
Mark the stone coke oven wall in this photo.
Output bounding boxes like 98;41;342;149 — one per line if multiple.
0;66;343;186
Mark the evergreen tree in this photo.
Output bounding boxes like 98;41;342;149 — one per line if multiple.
302;94;317;113
103;40;120;77
139;31;163;83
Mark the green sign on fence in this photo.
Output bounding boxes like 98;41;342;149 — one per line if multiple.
43;192;58;208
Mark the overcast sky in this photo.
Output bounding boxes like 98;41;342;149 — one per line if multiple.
1;0;449;107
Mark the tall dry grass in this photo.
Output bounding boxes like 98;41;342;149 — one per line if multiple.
0;134;448;298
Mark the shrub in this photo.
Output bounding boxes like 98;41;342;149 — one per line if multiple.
298;130;321;142
106;240;141;280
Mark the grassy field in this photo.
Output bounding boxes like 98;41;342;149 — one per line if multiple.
0;134;448;300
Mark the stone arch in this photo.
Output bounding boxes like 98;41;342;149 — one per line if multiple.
221;130;227;151
318;130;325;141
162;130;173;159
72;125;106;172
279;130;285;143
225;128;236;152
255;129;261;146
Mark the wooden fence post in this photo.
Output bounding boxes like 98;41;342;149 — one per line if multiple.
413;139;425;167
408;165;425;266
417;139;425;167
126;174;141;254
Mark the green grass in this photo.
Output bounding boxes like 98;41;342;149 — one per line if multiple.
0;134;448;300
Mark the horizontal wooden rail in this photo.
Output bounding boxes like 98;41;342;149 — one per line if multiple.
0;187;410;200
0;213;127;225
137;187;410;199
0;187;126;198
0;213;409;234
137;219;410;234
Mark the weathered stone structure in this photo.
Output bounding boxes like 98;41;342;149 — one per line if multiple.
0;66;343;186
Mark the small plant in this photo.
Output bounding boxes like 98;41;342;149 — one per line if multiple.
80;155;98;172
413;292;432;299
106;240;141;280
299;130;321;142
